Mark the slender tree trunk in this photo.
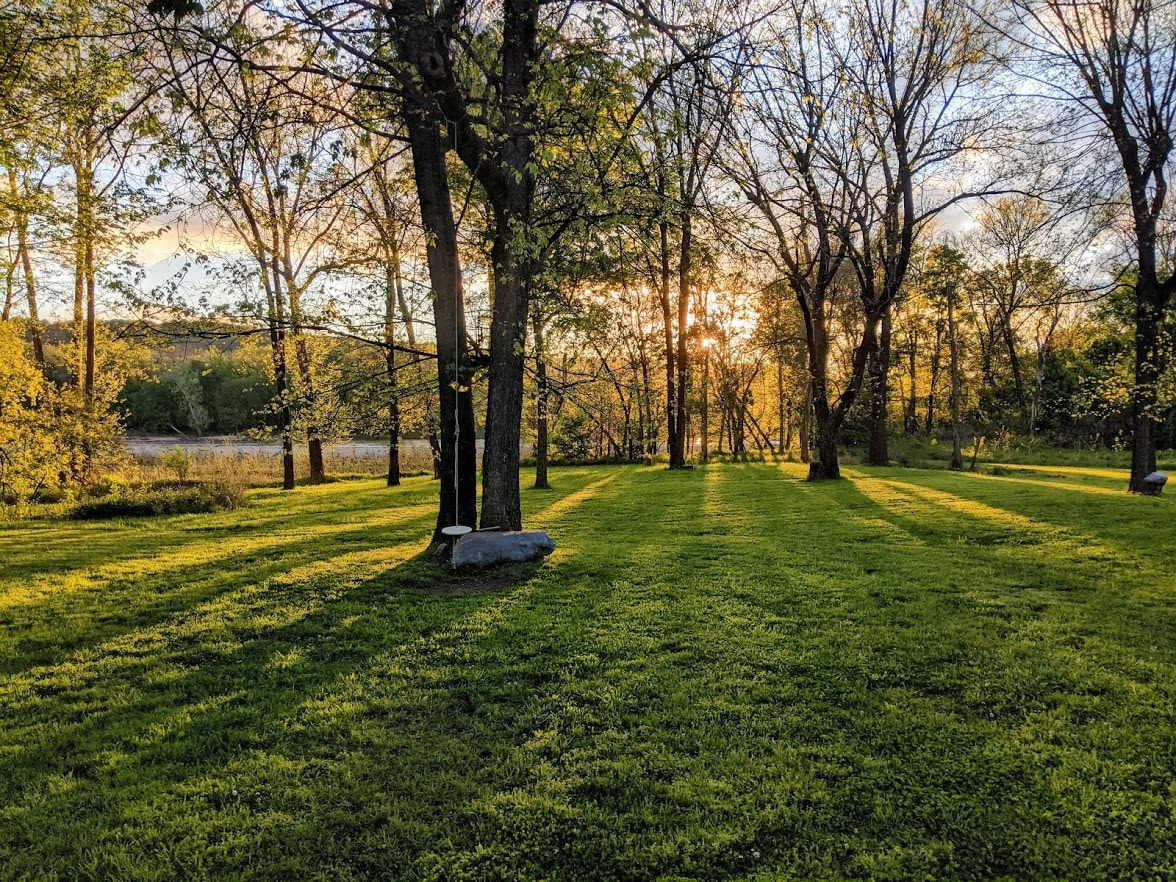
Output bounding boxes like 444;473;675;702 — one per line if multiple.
926;319;943;435
671;210;691;468
385;260;401;487
734;388;748;456
7;170;43;364
266;246;296;490
657;216;678;464
948;293;964;471
84;239;96;403
533;312;550;489
639;340;655;457
2;262;11;321
284;268;325;484
906;335;918;434
392;256;441;479
270;324;296;490
799;380;811;463
262;268;296;490
776;354;786;453
72;212;84;388
699;349;710;463
1031;344;1044;438
16;213;43;366
867;305;891;465
1001;316;1029;428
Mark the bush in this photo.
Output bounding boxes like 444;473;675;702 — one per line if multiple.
69;481;244;520
550;412;595;461
160;446;195;481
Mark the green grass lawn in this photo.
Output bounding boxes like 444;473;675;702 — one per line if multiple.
1;463;1174;881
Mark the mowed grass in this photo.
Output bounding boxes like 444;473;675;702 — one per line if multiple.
0;463;1173;882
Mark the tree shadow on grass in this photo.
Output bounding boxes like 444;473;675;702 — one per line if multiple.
8;463;1170;882
670;464;1176;881
0;507;440;676
0;466;658;881
0;544;518;876
0;480;438;582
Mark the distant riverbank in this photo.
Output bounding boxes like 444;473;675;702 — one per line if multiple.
123;436;483;459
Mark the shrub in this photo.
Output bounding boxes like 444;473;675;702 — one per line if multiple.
550;412;594;461
69;481;244;520
160;446;195;482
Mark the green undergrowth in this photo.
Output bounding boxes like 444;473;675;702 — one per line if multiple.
0;464;1173;881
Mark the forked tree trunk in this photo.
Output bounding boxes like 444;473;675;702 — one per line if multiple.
809;395;841;480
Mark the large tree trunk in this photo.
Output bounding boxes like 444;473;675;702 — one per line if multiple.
1128;271;1165;491
801;293;876;480
468;0;539;530
809;387;841;480
479;223;529;530
407;111;477;538
805;301;840;479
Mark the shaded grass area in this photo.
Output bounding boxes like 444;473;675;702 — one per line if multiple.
1;464;1174;881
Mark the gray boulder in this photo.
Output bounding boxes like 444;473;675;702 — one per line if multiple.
452;530;555;568
1141;471;1168;496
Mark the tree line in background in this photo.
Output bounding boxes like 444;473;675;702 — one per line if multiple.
1;0;1173;532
